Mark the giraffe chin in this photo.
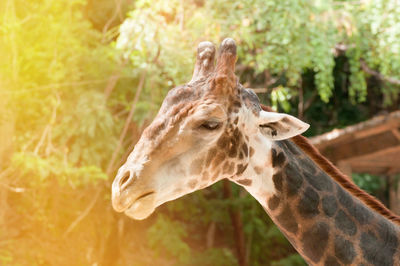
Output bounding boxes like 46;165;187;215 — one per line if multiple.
124;194;156;220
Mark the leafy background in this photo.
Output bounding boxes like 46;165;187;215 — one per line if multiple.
1;0;399;265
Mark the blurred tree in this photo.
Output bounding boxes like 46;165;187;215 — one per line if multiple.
0;0;123;264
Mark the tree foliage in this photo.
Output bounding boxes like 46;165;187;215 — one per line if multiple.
0;0;399;265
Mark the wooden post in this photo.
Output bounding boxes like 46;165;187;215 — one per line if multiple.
223;180;247;266
389;174;400;215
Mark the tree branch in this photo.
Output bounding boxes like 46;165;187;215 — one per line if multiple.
223;180;247;266
303;90;318;112
106;70;147;175
104;58;128;99
102;0;123;40
298;78;304;119
63;189;101;238
206;221;216;249
360;60;400;85
33;93;60;155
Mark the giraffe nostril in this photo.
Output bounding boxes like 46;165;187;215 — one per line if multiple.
119;171;132;190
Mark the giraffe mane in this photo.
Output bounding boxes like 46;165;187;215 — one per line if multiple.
261;104;400;226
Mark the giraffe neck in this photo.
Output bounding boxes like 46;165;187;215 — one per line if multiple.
242;139;400;265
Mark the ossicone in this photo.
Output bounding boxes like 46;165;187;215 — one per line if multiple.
211;38;238;94
189;38;239;95
189;41;216;84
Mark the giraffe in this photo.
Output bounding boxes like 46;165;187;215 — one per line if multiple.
111;38;400;265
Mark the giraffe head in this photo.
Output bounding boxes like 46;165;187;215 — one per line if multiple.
111;39;309;219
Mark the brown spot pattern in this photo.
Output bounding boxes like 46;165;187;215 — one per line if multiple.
190;157;204;175
188;179;198;189
237;179;252;186
236;164;248;176
212;152;226;168
253;166;263;175
249;147;255;157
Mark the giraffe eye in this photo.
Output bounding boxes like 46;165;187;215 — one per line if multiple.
200;121;221;130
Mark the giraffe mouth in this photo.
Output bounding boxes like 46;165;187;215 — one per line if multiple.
124;191;157;220
135;191;155;202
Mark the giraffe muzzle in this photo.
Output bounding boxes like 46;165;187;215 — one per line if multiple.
112;169;138;212
112;167;157;219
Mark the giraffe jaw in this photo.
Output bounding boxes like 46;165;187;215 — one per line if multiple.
123;192;156;220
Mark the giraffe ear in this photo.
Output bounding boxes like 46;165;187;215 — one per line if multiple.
257;111;310;140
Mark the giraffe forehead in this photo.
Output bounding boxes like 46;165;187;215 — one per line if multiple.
143;101;196;142
143;98;228;153
161;85;200;110
144;86;202;140
142;84;262;152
